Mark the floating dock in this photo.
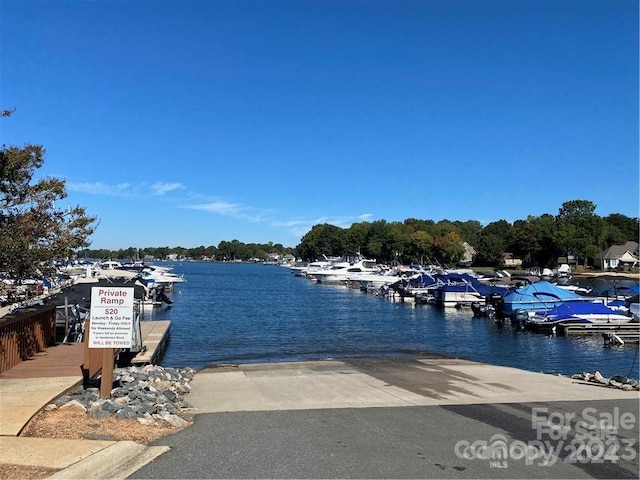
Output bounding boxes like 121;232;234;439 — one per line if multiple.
132;320;171;365
558;322;640;346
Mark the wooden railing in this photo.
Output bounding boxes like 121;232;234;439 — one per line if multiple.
1;305;124;395
0;305;56;374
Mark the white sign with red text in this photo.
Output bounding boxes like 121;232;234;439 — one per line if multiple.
88;286;135;348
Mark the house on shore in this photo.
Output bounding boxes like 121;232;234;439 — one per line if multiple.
503;252;522;267
594;241;639;270
460;242;476;266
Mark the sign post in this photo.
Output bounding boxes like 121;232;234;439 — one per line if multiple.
88;286;135;398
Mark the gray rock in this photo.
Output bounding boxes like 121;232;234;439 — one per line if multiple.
101;399;120;413
115;406;138;419
137;413;155;425
164;413;189;428
55;395;72;406
609;379;623;388
88;408;112;419
163;390;177;402
60;399;87;412
48;365;195;426
179;412;194;422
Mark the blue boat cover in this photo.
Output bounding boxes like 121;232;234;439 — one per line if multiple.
533;301;618;317
501;280;585;314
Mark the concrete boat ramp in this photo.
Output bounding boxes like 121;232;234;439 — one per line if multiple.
187;357;638;413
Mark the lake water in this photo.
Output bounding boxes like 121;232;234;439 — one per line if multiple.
145;262;639;379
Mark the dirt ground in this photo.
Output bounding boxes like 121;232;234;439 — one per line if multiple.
0;406;190;479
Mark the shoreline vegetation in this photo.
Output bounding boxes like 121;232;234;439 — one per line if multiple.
76;200;639;272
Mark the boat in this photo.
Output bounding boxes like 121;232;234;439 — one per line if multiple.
99;260;123;270
306;254;378;284
135;283;174;309
290;254;348;278
430;273;510;308
498;280;590;318
291;260;333;277
135;265;186;289
525;302;633;332
347;266;416;291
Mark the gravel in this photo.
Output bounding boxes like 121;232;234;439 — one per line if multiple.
48;365;196;428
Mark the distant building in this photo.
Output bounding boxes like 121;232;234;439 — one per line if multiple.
461;242;476;265
281;254;296;266
594;241;640;270
503;252;522;267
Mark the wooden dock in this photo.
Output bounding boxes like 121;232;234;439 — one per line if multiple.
0;320;171;380
131;320;171;365
559;322;640;346
560;322;640;335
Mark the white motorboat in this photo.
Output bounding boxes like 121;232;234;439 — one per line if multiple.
136;265;186;289
307;255;379;284
347;266;416;291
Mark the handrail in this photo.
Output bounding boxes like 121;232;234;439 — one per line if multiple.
0;305;56;374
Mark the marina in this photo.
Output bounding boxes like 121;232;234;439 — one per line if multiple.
1;260;638;381
147;261;638;379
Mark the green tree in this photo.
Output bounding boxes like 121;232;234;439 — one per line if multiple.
482;220;513;243
511;215;558;267
0;142;97;281
345;222;371;256
385;221;411;263
432;231;465;265
555;200;601;267
409;230;434;266
452;220;483;246
296;224;346;261
603;214;639;244
474;234;505;267
362;220;389;261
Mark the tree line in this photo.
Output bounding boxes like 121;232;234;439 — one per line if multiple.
294;202;638;268
78;200;638;269
80;241;295;265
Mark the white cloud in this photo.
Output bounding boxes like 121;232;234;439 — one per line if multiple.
187;201;246;216
273;214;373;239
151;182;184;195
272;218;327;228
67;181;133;196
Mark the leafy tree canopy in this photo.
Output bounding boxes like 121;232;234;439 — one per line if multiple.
0;139;97;281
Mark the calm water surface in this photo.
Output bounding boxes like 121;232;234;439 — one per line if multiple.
145;262;638;378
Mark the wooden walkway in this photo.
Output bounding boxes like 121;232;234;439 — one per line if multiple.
0;343;85;379
0;320;172;380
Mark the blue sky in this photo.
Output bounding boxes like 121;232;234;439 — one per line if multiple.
2;0;638;250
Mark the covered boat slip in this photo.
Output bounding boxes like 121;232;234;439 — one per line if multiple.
526;301;634;331
571;273;640;298
499;280;590;315
498;277;639;338
529;301;632;322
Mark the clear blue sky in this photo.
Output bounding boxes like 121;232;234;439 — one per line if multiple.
2;0;638;250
